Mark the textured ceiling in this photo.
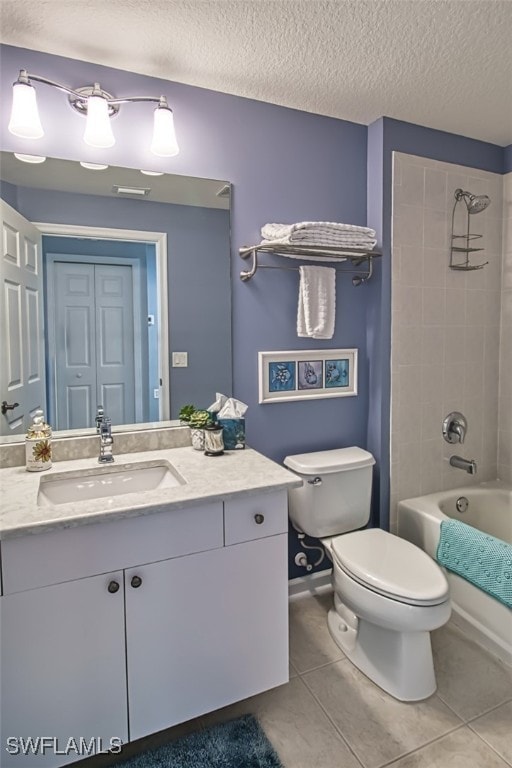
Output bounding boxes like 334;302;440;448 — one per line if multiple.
1;0;511;146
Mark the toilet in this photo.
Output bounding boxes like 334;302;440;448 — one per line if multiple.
284;447;451;702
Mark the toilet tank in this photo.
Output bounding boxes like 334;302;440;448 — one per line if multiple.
284;447;375;538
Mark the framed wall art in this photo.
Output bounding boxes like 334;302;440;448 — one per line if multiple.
258;349;358;404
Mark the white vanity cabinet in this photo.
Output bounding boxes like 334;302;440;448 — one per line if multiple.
126;532;288;740
0;489;289;765
0;572;128;768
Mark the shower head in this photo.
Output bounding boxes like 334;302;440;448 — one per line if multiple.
467;195;491;214
454;188;491;214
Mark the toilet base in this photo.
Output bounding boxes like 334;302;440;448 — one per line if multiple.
327;603;437;701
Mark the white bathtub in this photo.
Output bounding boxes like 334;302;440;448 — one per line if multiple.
398;482;512;666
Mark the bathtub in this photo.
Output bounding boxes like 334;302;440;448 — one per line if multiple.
397;482;512;666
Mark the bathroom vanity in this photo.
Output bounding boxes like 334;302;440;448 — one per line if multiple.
0;443;300;766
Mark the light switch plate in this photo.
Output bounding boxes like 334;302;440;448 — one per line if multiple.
172;352;188;368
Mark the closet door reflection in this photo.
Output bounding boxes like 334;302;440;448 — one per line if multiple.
49;261;139;430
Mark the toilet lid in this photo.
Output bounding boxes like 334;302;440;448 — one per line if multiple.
284;447;375;474
331;529;449;606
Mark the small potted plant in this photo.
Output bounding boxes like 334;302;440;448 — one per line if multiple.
188;409;211;450
178;404;196;425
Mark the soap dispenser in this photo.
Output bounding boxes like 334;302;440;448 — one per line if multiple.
25;409;52;472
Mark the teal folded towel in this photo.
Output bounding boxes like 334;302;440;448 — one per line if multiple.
436;520;512;608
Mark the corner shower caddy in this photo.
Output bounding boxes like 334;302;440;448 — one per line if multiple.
239;243;381;285
449;188;489;271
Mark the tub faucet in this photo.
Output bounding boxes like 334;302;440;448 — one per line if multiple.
98;416;114;463
450;422;466;444
443;412;467;444
449;455;477;475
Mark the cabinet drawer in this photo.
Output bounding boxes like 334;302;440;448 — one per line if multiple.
2;502;223;595
224;490;288;546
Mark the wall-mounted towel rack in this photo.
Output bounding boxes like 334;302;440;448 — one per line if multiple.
239;244;381;285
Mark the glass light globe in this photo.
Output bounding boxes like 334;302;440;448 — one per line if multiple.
8;82;44;139
151;106;179;157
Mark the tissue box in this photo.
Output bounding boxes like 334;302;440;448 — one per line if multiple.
219;418;245;450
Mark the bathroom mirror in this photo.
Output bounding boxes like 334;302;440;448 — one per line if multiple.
0;152;232;441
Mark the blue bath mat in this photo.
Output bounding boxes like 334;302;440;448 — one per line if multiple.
115;715;283;768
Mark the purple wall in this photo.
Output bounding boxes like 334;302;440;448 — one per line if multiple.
1;45;506;577
366;119;389;528
0;179;17;207
381;118;505;174
505;145;512;174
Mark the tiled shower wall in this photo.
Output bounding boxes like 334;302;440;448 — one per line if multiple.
498;173;512;483
390;152;504;530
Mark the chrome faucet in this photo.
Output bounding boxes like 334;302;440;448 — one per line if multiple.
98;416;114;463
449;455;477;475
95;405;105;434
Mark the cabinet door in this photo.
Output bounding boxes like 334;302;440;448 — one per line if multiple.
0;572;128;767
126;533;288;740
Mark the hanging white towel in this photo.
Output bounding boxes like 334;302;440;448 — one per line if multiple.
297;265;336;339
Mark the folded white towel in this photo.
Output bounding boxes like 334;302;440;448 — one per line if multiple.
260;243;349;262
260;237;376;260
297;265;336;339
262;221;376;241
285;230;375;242
260;223;377;251
262;236;376;250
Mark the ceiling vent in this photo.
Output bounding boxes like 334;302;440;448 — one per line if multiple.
112;185;151;197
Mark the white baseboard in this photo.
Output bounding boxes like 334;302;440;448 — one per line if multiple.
288;568;333;602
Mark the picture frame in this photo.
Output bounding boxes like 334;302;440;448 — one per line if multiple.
258;349;358;404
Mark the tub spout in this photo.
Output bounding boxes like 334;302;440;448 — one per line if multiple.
449;455;477;475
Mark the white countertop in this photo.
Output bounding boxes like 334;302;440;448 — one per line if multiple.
0;447;302;539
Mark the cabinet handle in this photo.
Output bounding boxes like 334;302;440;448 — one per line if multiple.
254;513;265;525
107;580;120;594
131;575;142;589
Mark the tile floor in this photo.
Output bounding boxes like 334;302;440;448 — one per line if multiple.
80;592;512;768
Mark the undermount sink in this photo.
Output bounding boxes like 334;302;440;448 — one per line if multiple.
37;460;186;507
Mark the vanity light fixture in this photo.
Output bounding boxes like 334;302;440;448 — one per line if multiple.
80;162;109;170
8;69;179;157
14;153;46;164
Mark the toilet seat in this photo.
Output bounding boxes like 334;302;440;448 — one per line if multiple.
330;529;449;607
